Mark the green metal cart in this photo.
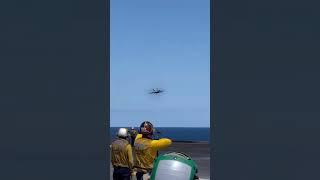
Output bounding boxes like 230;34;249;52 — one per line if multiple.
150;152;199;180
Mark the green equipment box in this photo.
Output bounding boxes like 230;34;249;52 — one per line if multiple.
150;152;199;180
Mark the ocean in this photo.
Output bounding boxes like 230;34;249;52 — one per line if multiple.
110;127;210;142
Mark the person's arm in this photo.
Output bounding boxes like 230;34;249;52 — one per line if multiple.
151;138;172;150
126;144;134;170
110;145;114;164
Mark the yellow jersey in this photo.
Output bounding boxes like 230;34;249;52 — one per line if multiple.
111;138;134;169
134;134;172;172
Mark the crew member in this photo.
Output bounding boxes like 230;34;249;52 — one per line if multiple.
129;127;138;146
111;128;134;180
134;121;172;180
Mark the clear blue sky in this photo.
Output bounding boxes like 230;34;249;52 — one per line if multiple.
110;0;210;127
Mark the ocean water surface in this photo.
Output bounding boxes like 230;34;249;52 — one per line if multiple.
110;127;210;142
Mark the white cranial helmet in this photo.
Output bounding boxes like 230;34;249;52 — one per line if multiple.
117;128;128;138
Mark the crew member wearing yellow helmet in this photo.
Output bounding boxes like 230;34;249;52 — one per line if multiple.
134;121;172;180
111;128;134;180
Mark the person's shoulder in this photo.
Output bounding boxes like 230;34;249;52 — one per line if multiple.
125;142;132;148
112;138;128;143
135;137;151;143
135;133;143;140
120;138;129;143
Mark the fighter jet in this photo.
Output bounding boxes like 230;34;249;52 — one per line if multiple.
149;88;165;95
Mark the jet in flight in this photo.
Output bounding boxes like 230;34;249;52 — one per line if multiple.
149;88;165;94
